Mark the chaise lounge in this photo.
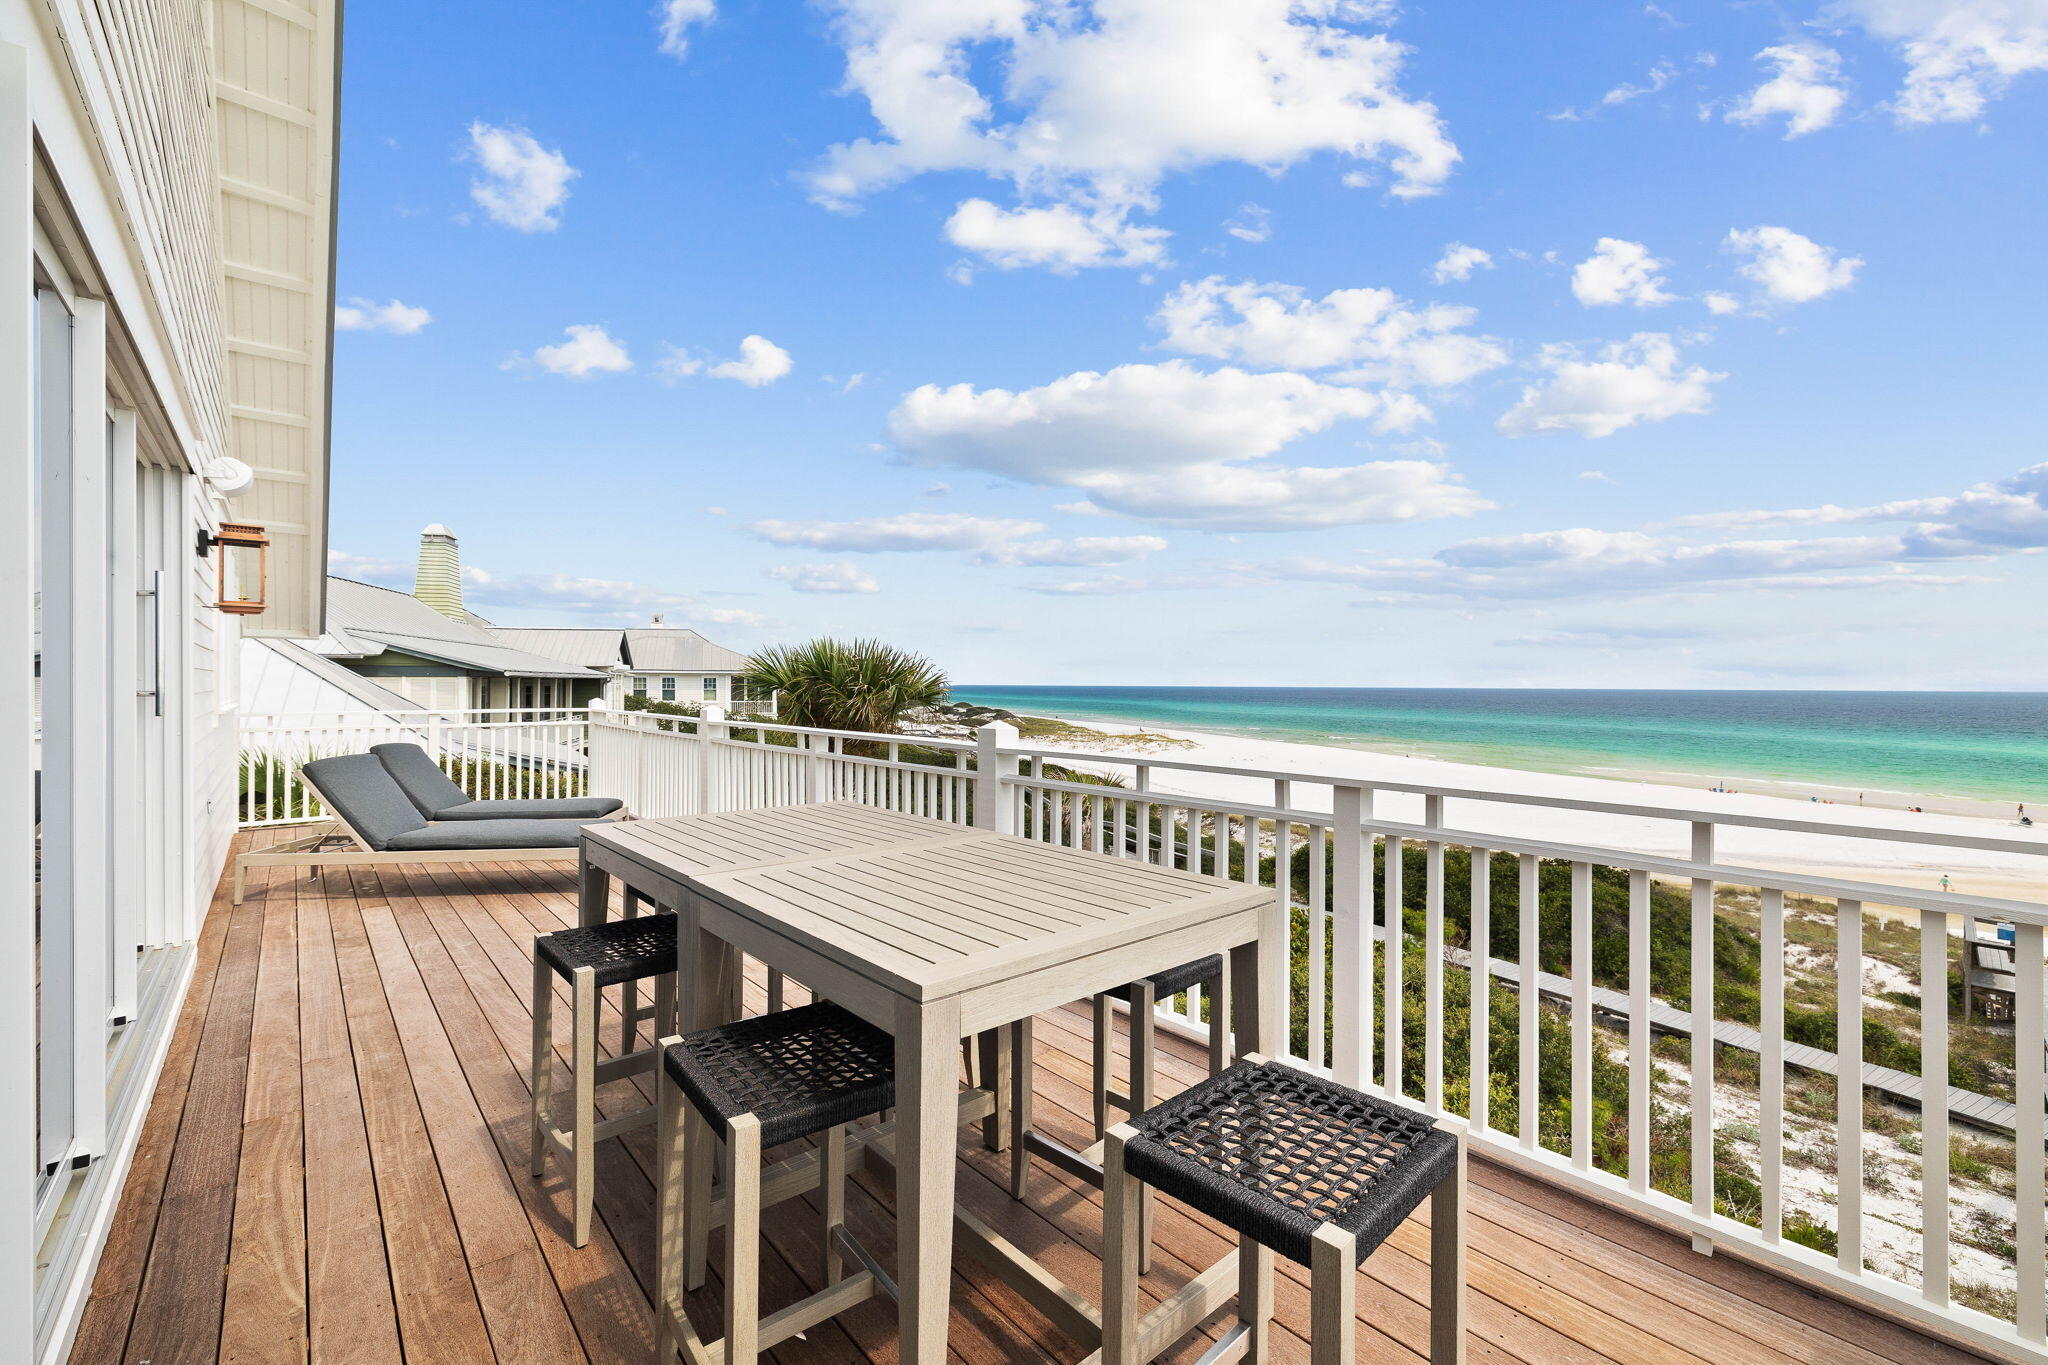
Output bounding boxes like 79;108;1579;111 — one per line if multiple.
231;750;621;904
372;741;625;821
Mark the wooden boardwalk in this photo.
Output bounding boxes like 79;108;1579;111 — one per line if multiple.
69;831;2003;1365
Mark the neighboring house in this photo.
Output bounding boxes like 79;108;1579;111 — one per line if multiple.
4;1;340;1359
243;524;768;719
494;618;769;710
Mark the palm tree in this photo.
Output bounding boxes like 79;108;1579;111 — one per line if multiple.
741;638;947;734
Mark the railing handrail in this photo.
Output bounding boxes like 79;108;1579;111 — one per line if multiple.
993;743;2048;859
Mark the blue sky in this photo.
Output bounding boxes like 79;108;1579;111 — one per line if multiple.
326;0;2048;689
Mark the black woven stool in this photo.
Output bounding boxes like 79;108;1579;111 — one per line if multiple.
1104;1057;1466;1365
528;908;678;1247
655;1002;897;1365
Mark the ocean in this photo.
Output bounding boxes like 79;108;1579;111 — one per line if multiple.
946;686;2048;807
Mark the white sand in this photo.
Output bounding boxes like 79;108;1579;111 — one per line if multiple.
1015;715;2048;905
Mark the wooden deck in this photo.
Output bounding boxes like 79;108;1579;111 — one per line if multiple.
70;831;2001;1365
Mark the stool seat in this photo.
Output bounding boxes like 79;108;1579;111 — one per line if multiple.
534;914;677;988
1123;1058;1458;1268
664;1001;894;1149
1104;953;1221;1002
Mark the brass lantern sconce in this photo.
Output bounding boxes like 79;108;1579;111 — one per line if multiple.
196;521;270;616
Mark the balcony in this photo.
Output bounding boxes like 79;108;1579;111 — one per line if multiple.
83;706;2042;1362
72;828;1991;1364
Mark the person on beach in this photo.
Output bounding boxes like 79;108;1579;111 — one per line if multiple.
1940;874;1952;893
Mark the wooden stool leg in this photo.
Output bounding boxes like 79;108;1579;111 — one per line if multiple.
723;1114;763;1365
1207;962;1229;1075
978;1027;1011;1152
654;1039;686;1362
683;1102;715;1291
821;1122;846;1286
1008;1016;1034;1200
655;972;677;1044
529;952;554;1177
570;966;598;1247
1309;1225;1358;1365
1102;1124;1141;1365
1129;982;1157;1276
1091;993;1112;1138
620;891;643;1056
1240;1228;1275;1363
1431;1121;1468;1365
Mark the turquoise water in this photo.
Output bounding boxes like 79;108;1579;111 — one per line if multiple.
948;686;2048;807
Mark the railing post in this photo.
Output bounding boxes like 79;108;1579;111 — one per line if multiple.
1332;783;1372;1089
697;704;726;815
973;722;1018;834
805;731;828;804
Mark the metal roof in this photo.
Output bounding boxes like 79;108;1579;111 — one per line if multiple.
322;579;598;679
487;628;629;669
621;628;754;674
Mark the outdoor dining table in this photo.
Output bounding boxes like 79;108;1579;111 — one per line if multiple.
578;800;1280;1365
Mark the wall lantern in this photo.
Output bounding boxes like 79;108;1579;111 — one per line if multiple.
195;521;270;615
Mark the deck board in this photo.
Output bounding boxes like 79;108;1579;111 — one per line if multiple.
70;831;2003;1365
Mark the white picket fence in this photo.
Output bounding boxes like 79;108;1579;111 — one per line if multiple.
241;702;2048;1361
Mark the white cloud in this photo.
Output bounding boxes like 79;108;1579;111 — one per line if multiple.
1702;291;1742;315
1061;459;1490;531
892;359;1421;479
1727;44;1850;137
808;0;1458;268
1275;463;2048;602
1828;0;2048;124
983;535;1168;566
1570;238;1675;307
327;549;410;582
747;512;1046;554
457;566;767;626
886;357;1498;531
1726;225;1863;304
1430;243;1493;283
520;324;633;379
1579;469;1615;482
334;298;432;335
943;199;1168;271
709;335;793;387
766;563;881;593
1497;333;1722;438
467;122;577;232
1223;204;1273;244
657;0;716;59
1152;277;1508;388
746;513;1169;566
1555;59;1680;119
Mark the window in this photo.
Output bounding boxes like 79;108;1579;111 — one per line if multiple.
631;677;647;697
702;676;719;701
660;676;676;701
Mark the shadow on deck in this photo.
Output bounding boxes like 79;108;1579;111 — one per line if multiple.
70;831;2002;1364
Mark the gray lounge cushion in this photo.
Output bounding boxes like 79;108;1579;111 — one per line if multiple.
301;754;430;851
421;796;625;821
383;818;611;851
372;742;623;821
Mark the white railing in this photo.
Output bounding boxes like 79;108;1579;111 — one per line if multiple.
243;703;2048;1360
237;708;595;827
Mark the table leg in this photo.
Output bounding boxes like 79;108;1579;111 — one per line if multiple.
677;893;738;1292
896;994;962;1365
577;857;610;928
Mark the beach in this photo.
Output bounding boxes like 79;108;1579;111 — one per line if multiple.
1012;713;2048;906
